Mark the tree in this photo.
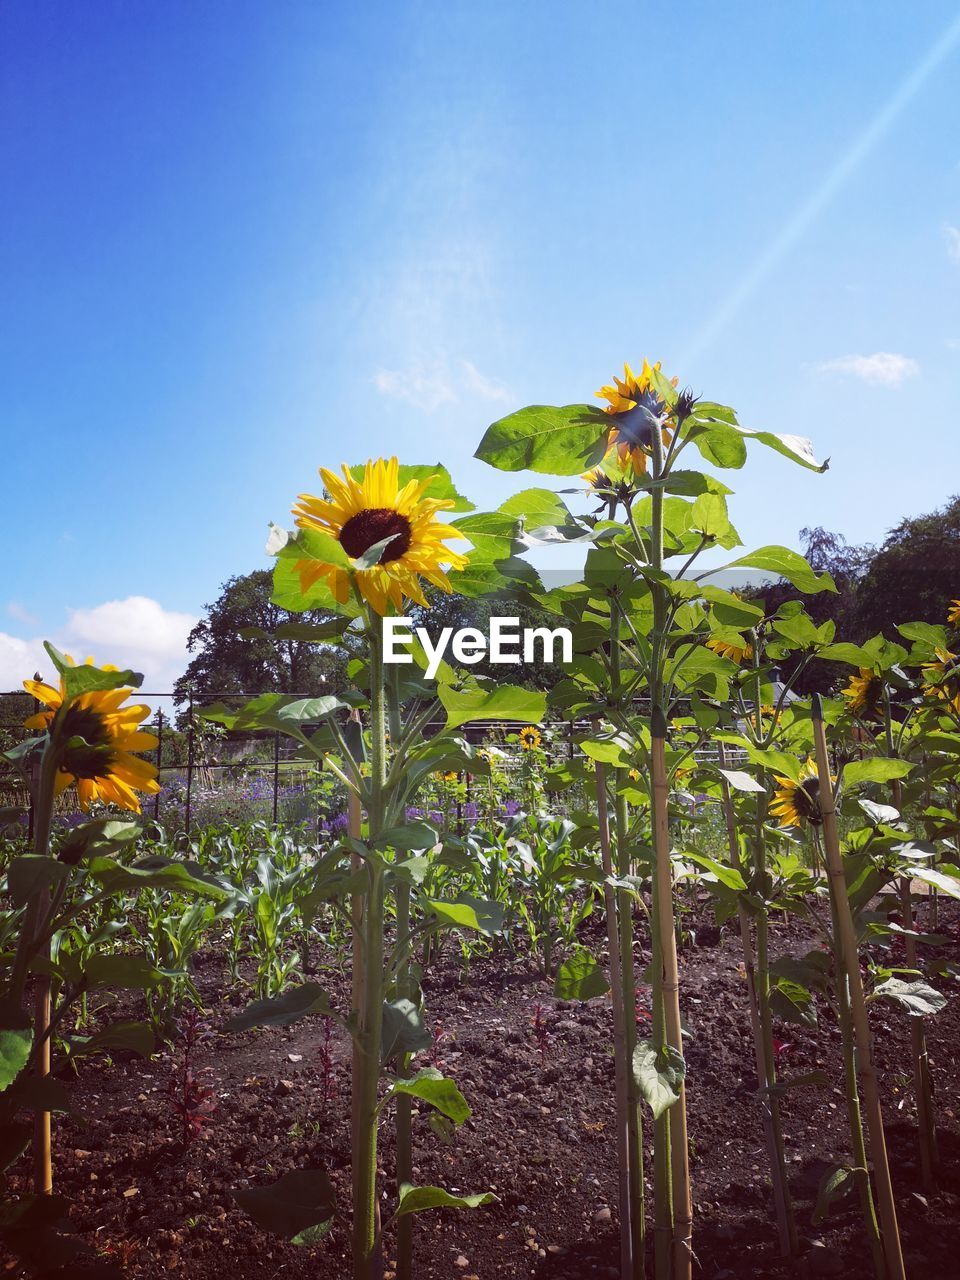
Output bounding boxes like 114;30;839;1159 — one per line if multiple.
173;570;350;709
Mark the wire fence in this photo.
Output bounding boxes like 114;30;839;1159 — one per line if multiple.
0;688;746;839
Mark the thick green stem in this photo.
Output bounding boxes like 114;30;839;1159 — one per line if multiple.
352;617;388;1280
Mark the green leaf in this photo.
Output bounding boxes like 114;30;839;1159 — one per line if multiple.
906;865;960;900
689;422;747;469
230;983;336;1031
725;546;836;594
498;488;573;526
632;1039;686;1119
44;643;143;696
392;1182;497;1221
842;758;912;788
812;1164;857;1224
874;978;948;1017
770;978;817;1026
271;528;360;616
393;463;475;512
6;857;71;908
235;1169;336;1246
0;1006;32;1092
83;955;167;990
438;680;546;730
475;403;609;475
718;769;766;794
373;822;439;852
87;855;230;901
65;1019;154;1059
58;818;141;863
4;1076;75;1116
554;949;609;1001
381;999;432;1061
737;427;828;473
423;894;504;937
387;1069;470;1124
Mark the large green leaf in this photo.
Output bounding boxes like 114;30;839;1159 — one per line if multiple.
43;643;143;696
842;758;912;787
381;999;432;1061
873;978;947;1017
6;857;71;908
230;983;336;1031
235;1169;336;1246
387;1068;470;1124
475;403;608;475
553;949;609;1001
632;1040;686;1119
438;681;546;729
65;1019;154;1059
392;1182;497;1221
422;894;504;937
0;1006;32;1092
82;955;167;990
58;818;141;864
87;855;230;901
688;422;747;470
725;546;836;594
271;528;360;616
737;427;828;473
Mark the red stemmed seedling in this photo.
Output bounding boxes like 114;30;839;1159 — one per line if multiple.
317;1015;338;1111
166;1008;217;1147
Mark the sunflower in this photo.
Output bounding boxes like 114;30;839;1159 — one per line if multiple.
921;647;960;717
947;599;960;628
595;360;677;477
706;635;754;664
518;726;542;751
769;758;828;829
292;457;469;616
23;659;159;812
442;770;460;782
841;668;883;718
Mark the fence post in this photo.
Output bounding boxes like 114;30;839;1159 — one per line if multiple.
185;690;194;834
272;730;280;825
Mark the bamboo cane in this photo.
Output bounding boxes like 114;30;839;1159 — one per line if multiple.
593;731;638;1278
811;696;905;1280
891;780;938;1188
650;721;691;1280
716;743;794;1255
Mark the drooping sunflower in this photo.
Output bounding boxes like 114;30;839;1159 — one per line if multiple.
706;635;754;664
23;659;159;812
769;758;828;829
921;647;960;717
596;360;677;478
947;599;960;628
841;667;884;719
292;457;469;615
518;726;542;751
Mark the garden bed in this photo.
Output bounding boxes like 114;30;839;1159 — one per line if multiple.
12;901;959;1280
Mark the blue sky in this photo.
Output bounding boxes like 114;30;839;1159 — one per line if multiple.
2;1;959;687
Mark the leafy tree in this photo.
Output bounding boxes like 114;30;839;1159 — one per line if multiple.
173;570;350;710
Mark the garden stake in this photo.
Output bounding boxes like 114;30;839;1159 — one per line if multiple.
716;743;795;1256
891;779;938;1188
348;712;364;1177
812;696;905;1280
592;731;637;1279
651;719;691;1280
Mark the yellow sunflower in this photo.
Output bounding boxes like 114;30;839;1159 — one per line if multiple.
292;457;469;616
442;770;460;782
947;599;960;628
921;647;960;717
841;668;883;718
769;758;829;829
706;636;754;664
518;726;542;751
23;659;159;812
595;360;677;478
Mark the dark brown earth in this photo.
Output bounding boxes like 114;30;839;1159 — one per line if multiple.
5;899;959;1280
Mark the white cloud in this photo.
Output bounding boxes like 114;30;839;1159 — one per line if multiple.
816;352;920;387
374;358;510;411
944;224;960;263
946;337;960;350
0;596;198;695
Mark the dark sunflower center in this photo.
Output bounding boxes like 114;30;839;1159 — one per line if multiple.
60;705;115;779
795;778;822;824
339;508;412;564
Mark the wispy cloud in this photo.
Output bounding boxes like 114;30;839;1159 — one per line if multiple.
7;601;39;627
944;223;960;263
816;352;920;387
374;358;510;412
